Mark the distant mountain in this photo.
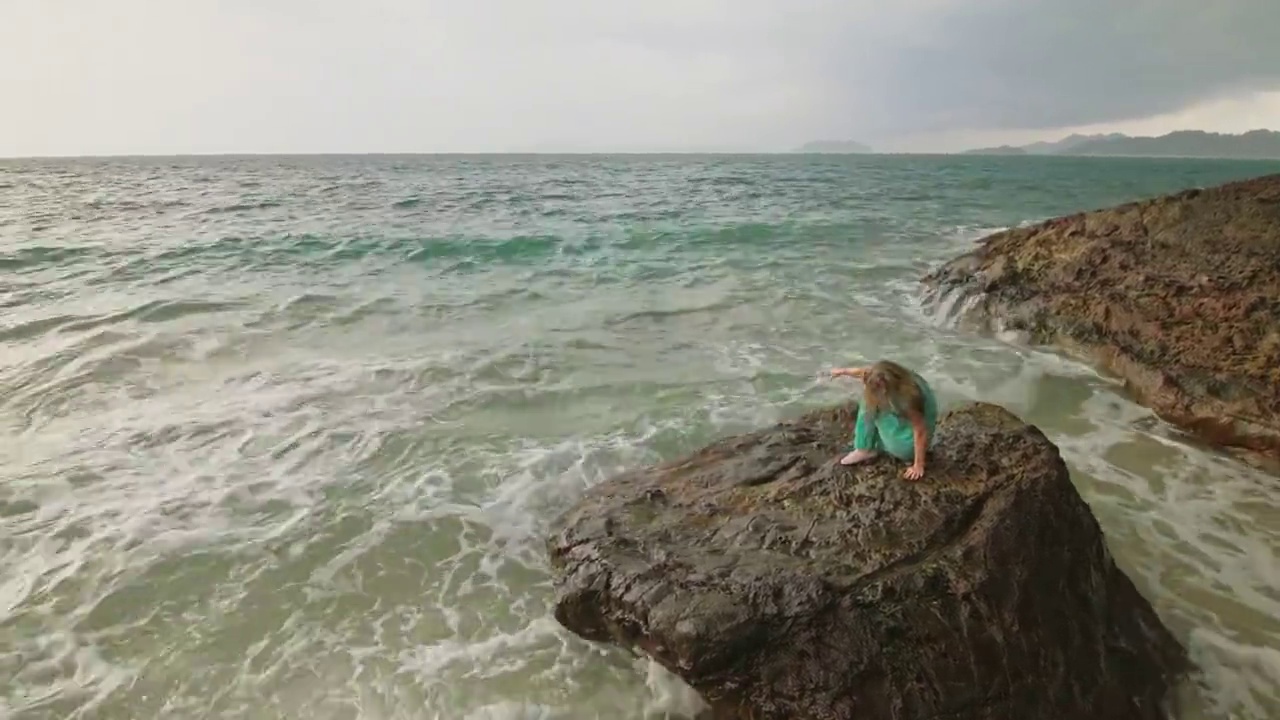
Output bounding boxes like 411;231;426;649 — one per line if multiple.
1068;130;1280;158
1021;133;1127;155
794;140;873;154
961;130;1280;159
961;145;1027;156
965;133;1126;156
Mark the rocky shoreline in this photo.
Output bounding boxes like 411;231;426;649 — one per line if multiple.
922;173;1280;469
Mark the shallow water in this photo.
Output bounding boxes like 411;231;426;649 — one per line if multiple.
1;154;1278;719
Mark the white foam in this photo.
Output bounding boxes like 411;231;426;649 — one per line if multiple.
643;659;709;717
458;701;559;720
947;224;1010;245
1187;627;1280;720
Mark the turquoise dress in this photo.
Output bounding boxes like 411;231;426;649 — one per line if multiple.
848;372;938;461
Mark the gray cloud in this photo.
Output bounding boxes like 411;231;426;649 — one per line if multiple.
846;0;1280;137
1;0;1277;155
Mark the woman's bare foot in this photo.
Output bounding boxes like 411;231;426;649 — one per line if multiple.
839;449;878;465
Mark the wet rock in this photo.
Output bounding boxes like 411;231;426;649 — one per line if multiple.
547;402;1186;719
922;174;1280;468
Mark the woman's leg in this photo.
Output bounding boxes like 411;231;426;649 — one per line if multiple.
840;404;882;465
875;412;918;461
880;409;921;458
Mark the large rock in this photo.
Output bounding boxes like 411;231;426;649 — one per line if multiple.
547;402;1186;719
922;174;1280;468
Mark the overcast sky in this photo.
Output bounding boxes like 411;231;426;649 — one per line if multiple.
3;0;1279;156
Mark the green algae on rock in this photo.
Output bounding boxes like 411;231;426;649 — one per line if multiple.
922;173;1280;468
547;401;1186;719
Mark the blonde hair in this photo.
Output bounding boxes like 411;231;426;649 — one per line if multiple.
862;360;925;418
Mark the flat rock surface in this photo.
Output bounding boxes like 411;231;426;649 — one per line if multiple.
922;174;1280;466
547;401;1186;720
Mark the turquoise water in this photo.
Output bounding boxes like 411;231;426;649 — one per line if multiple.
1;154;1278;719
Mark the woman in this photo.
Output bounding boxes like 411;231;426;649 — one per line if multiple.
828;360;938;480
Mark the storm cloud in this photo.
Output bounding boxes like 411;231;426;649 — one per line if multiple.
850;0;1280;136
2;0;1277;155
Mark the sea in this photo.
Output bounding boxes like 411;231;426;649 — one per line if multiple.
1;154;1278;720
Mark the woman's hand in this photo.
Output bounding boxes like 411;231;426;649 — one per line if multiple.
903;463;925;481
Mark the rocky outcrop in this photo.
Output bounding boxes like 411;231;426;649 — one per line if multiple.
922;174;1280;468
547;402;1186;719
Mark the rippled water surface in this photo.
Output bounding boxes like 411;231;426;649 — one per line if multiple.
1;154;1278;719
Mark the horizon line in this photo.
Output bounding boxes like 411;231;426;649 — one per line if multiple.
2;150;902;160
5;150;1280;162
4;128;1276;162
